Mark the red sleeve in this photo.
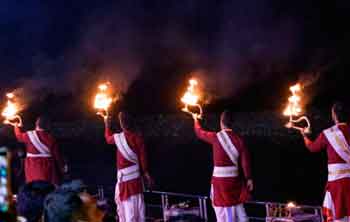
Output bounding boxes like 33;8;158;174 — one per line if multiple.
303;133;327;152
137;136;149;175
50;139;65;175
14;126;27;142
105;127;115;145
239;138;252;180
194;119;216;144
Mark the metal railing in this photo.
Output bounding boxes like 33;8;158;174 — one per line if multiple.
245;201;324;222
145;190;209;221
93;187;323;222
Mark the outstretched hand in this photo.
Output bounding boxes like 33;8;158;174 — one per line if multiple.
97;110;108;119
4;115;22;127
192;113;200;121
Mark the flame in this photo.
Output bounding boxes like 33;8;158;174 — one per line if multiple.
283;83;303;117
287;202;297;208
98;84;108;91
181;79;200;106
2;93;19;120
6;93;14;99
94;83;113;111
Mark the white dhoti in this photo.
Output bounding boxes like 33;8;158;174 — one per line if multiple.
115;183;145;222
213;204;248;222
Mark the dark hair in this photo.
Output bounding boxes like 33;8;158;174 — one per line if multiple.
43;180;87;222
36;116;51;130
58;180;87;193
16;181;55;222
221;110;233;128
332;102;349;123
118;112;134;131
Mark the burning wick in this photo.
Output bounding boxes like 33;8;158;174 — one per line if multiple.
283;83;311;133
2;92;22;126
181;78;203;118
286;202;297;208
94;83;113;118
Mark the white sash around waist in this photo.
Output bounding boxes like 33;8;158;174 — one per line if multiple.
27;153;52;158
328;163;350;182
117;164;140;183
213;166;239;178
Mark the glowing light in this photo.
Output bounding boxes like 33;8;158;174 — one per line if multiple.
94;83;113;111
287;202;297;208
2;93;19;120
181;79;199;106
283;83;303;117
181;78;203;118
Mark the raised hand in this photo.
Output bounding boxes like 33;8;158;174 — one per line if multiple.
192;113;200;120
97;110;108;120
4;115;22;127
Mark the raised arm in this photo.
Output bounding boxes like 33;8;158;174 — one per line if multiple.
193;118;216;144
104;117;115;145
301;132;327;152
14;126;27;143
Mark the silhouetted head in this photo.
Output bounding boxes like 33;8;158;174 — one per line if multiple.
44;180;104;222
332;102;349;124
17;180;55;222
220;110;233;130
118;112;133;131
35;116;51;131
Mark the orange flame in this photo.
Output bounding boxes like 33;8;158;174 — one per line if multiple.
283;83;302;117
2;93;19;120
286;202;297;208
181;79;199;107
94;83;113;111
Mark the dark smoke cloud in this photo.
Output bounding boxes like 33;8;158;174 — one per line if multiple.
0;0;341;110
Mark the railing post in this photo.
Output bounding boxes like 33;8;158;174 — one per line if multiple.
161;194;167;221
203;198;208;221
199;198;203;218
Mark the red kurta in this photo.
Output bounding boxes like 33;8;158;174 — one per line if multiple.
304;123;350;220
14;127;65;185
194;120;252;207
105;128;149;201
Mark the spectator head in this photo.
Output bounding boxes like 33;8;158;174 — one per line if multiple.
16;180;55;222
220;110;233;130
43;180;104;222
332;102;349;123
58;180;87;193
35;116;51;131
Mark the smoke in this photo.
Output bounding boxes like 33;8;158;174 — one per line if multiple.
0;0;338;111
181;1;303;100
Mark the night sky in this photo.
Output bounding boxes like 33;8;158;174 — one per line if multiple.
1;1;350;115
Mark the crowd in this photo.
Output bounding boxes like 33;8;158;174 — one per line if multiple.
10;180;109;222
